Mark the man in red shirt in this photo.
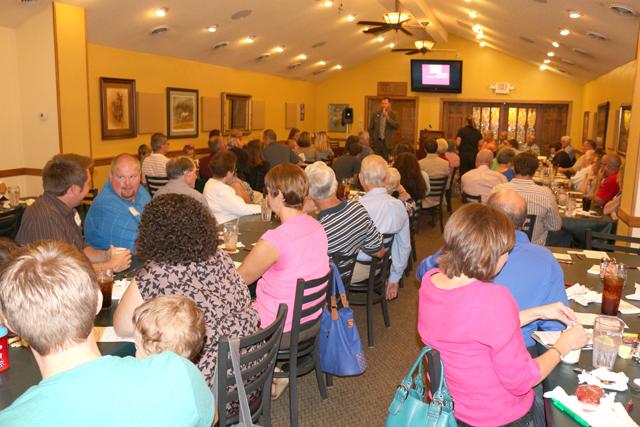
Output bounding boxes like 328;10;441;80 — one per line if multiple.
594;154;622;208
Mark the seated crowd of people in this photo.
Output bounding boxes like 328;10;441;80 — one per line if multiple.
0;123;617;426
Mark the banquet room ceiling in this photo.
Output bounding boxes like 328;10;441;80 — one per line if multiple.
1;0;639;82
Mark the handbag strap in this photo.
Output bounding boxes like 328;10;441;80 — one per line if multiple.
329;262;349;320
229;338;254;427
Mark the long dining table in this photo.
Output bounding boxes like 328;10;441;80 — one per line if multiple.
544;247;640;426
0;214;277;411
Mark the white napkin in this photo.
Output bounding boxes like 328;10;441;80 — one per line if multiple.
583;250;609;259
588;265;601;275
618;299;640;315
575;312;629;328
217;241;245;249
112;278;131;300
626;284;640;301
544;386;636;427
566;284;602;306
553;253;572;261
233;261;241;269
93;326;134;343
578;367;629;391
532;329;593;349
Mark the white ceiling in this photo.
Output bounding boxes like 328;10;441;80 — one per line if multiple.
0;0;638;82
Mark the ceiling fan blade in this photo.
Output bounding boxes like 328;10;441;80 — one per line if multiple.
365;26;390;34
431;49;458;52
399;27;413;36
406;50;420;55
357;20;387;26
392;48;416;52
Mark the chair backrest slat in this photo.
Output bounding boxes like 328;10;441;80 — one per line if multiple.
521;214;536;242
145;175;169;196
461;192;482;203
586;229;640;255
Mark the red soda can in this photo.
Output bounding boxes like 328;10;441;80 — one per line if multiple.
0;326;9;372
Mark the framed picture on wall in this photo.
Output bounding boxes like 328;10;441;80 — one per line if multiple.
99;77;137;140
328;104;348;132
581;111;590;142
615;104;631;156
596;101;610;148
166;87;199;138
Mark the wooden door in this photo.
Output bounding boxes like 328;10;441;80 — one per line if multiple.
441;102;469;139
365;96;418;146
537;104;569;154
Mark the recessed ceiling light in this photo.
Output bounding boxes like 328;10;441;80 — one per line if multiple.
242;36;256;44
297;54;307;60
547;51;555;57
560;29;570;36
332;64;342;70
475;32;483;40
347;14;356;22
273;46;285;53
568;10;582;19
323;0;333;7
375;36;385;42
551;41;560;48
207;25;217;33
153;7;168;17
544;59;551;64
540;64;547;71
479;41;487;47
388;42;396;48
317;60;327;66
469;10;478;19
472;24;482;33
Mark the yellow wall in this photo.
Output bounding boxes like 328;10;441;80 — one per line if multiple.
0;5;59;195
582;60;636;153
53;2;92;156
87;44;317;187
314;34;585;144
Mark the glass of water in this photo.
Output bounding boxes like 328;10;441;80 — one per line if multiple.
592;315;624;370
261;197;272;222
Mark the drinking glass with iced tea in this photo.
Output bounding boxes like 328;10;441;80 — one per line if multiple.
223;222;239;252
601;259;626;316
96;269;113;309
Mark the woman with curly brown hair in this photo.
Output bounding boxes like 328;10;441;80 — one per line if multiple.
113;193;259;389
393;152;428;202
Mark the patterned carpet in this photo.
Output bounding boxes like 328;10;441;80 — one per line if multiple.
270;216;446;427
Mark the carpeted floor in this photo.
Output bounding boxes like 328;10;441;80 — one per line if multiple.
270;215;446;427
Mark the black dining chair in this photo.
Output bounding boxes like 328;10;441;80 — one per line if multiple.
585;229;640;255
273;269;331;427
145;175;169;196
445;167;458;214
461;192;482;204
215;304;287;427
521;214;537;242
422;175;449;233
0;205;25;239
348;233;394;348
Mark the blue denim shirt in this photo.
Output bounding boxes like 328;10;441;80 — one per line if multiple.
84;181;151;252
417;231;568;347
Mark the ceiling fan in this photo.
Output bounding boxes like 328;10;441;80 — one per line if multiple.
357;0;413;36
392;40;458;55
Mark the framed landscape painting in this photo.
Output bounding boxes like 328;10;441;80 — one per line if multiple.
328;103;348;132
100;77;136;140
616;104;631;156
166;87;199;138
596;101;610;147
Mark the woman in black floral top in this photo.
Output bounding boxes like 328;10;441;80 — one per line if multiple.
113;194;259;388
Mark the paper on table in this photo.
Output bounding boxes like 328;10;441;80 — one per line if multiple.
112;278;131;300
618;299;640;315
578;367;629;391
626;284;640;301
93;326;134;343
532;330;593;349
553;253;572;261
575;312;628;328
217;241;245;249
582;250;609;260
233;261;241;269
587;265;601;275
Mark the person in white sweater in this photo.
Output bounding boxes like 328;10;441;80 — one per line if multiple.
203;152;260;224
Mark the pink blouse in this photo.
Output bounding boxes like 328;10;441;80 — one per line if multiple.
417;269;540;426
254;214;329;332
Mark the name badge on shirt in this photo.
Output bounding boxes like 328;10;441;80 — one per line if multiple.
74;211;82;226
128;206;140;217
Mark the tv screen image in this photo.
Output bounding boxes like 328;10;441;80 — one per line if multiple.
422;64;450;86
411;60;462;93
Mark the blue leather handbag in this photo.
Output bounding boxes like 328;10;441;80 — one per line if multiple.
385;346;457;427
319;262;367;376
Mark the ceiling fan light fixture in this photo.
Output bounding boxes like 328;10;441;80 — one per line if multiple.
479;41;487;47
472;24;482;33
332;64;343;70
414;40;434;50
560;28;570;36
384;12;410;25
544;59;551;64
475;32;483;40
468;10;478;19
375;36;385;42
346;14;356;22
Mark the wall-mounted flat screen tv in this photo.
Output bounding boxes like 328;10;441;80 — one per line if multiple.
410;60;463;93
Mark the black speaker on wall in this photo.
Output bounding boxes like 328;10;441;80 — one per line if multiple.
341;107;354;125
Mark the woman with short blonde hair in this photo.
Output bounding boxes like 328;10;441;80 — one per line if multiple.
314;131;334;162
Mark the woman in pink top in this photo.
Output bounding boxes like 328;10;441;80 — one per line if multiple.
239;164;329;333
417;204;587;427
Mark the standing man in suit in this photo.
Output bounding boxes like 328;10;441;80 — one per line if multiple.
368;97;399;161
